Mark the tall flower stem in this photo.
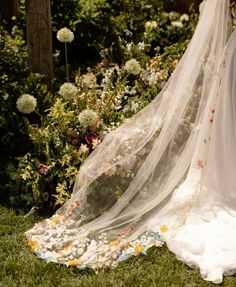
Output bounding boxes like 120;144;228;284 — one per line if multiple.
65;42;69;82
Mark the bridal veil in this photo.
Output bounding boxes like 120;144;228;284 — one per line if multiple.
26;0;236;283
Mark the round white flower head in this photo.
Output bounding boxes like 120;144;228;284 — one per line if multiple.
124;59;141;75
78;109;99;128
16;94;37;114
59;83;78;100
145;20;158;30
180;14;189;22
171;21;183;28
57;27;74;43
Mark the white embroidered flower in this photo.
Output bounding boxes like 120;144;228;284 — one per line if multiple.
78;109;99;128
57;27;74;43
16;94;37;114
124;59;141;75
180;14;189;22
171;21;183;28
103;163;117;176
145;21;158;30
137;41;145;51
123;154;137;171
59;83;78;100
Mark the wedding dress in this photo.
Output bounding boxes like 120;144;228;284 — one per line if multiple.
25;0;236;283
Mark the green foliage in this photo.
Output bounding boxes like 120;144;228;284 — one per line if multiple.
0;1;198;211
16;31;195;210
0;27;54;210
53;0;197;66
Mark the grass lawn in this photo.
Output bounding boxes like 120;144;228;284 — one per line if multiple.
0;205;236;287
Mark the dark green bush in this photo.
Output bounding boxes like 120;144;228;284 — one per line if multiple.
0;27;54;210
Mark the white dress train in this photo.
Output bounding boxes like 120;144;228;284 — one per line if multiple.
148;28;236;284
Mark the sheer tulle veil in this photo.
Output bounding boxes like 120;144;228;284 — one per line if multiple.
26;0;235;283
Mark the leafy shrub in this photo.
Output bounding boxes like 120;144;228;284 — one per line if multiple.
17;22;197;210
0;27;54;209
0;1;198;211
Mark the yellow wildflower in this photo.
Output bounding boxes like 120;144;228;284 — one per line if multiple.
110;240;119;247
68;259;81;266
28;240;39;250
62;242;72;251
160;225;168;233
51;216;60;223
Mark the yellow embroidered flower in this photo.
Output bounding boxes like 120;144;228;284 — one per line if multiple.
160;225;168;233
134;245;144;253
51;216;60;223
110;240;119;247
68;259;81;266
28;240;39;250
123;242;129;248
58;242;72;253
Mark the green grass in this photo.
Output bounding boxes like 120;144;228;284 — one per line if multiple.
0;205;236;287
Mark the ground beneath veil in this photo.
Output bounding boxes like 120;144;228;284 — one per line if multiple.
0;205;235;287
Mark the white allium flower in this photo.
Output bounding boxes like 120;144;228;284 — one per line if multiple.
78;109;99;128
57;27;74;43
180;14;189;22
124;59;141;75
16;94;37;114
145;20;158;30
137;41;145;51
59;83;78;100
171;21;183;28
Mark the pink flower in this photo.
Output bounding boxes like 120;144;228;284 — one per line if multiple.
84;132;97;152
196;159;204;169
38;163;49;175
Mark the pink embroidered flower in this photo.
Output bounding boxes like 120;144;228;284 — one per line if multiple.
196;159;204;169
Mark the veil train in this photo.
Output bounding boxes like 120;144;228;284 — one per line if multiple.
25;0;236;283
